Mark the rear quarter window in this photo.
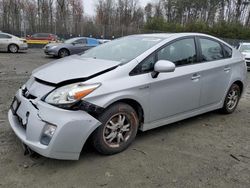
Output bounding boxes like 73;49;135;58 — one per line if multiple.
223;44;232;58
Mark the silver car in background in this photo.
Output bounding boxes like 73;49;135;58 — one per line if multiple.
0;32;28;53
8;33;247;160
237;42;250;70
44;37;100;58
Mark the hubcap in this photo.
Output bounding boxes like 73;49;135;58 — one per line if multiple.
103;114;131;148
226;88;239;110
60;50;68;57
10;45;17;53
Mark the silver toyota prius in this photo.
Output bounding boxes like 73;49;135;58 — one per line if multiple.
8;33;247;160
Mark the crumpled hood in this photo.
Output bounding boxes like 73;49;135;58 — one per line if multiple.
32;55;120;84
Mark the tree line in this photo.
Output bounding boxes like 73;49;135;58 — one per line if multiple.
1;0;250;39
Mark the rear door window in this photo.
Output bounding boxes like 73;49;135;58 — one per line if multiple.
199;38;224;61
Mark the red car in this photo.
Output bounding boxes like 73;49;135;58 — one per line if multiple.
27;33;58;41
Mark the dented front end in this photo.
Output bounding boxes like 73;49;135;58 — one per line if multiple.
8;77;102;160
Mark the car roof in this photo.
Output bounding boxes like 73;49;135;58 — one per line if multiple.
132;32;220;39
0;32;12;36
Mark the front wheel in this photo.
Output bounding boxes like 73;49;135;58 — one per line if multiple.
8;44;18;53
220;84;241;114
92;103;139;155
58;49;69;58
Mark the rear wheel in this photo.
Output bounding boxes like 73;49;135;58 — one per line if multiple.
8;44;18;53
58;48;69;58
221;84;241;114
93;103;139;155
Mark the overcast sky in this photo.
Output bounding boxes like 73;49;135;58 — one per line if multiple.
83;0;153;16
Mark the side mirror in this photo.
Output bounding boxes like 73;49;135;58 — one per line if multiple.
152;60;176;78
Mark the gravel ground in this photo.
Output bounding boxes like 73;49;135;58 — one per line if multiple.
0;49;250;188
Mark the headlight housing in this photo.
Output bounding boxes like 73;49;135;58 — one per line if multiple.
44;83;101;106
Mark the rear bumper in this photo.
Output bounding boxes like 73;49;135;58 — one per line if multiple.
8;89;101;160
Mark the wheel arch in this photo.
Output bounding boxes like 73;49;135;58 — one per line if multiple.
58;48;70;56
105;98;145;126
8;43;19;51
82;98;145;153
232;80;244;95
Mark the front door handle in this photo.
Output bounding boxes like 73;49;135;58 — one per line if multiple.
191;73;201;81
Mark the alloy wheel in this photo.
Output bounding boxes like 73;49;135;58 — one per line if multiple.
103;113;132;148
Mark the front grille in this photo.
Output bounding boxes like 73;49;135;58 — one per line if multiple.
246;62;250;66
245;58;250;61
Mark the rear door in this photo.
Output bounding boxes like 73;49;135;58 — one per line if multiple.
197;37;233;107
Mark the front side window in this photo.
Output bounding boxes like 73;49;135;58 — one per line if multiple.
157;38;197;66
131;38;197;75
131;53;155;75
200;38;224;61
75;38;87;44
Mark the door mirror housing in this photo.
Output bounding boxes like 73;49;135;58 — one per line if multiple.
152;60;176;78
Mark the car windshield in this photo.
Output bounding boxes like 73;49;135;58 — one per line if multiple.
239;44;250;52
81;36;164;63
64;38;79;44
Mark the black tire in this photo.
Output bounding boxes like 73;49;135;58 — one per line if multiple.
58;48;69;58
220;84;241;114
92;103;139;155
8;44;19;53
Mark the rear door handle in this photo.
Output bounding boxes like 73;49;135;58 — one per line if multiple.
224;66;231;72
191;74;201;81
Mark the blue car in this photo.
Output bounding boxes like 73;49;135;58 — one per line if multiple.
44;37;100;58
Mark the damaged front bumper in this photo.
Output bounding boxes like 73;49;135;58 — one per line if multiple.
8;89;101;160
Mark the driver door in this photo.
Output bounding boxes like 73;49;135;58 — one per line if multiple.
134;37;202;122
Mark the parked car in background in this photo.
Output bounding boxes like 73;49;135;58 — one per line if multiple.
237;42;250;71
44;37;100;58
8;33;247;160
0;32;28;53
27;33;58;41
